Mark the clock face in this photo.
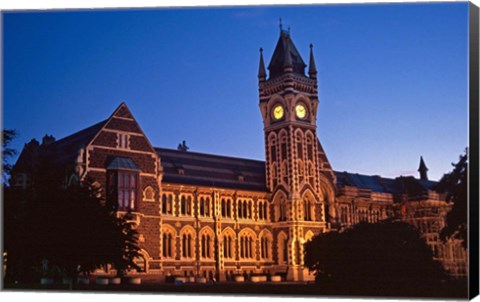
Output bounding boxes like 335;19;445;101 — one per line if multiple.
295;104;307;119
273;105;284;120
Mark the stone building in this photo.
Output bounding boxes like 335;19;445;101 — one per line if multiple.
11;29;467;281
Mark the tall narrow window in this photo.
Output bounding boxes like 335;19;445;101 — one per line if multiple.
296;133;303;159
163;231;174;258
117;172;137;211
199;197;211;217
200;197;205;216
201;234;212;258
278;202;286;221
263;202;268;221
223;235;233;259
205;197;210;216
261;237;270;259
117;133;130;149
161;193;173;215
181;233;193;258
221;199;226;217
304;199;312;221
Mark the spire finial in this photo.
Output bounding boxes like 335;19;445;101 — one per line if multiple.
418;156;429;181
279;18;283;32
258;47;266;80
308;43;317;78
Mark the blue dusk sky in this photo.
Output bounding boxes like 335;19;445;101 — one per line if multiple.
3;3;469;181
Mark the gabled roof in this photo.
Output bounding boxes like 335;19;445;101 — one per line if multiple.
47;119;108;167
13;119;108;172
335;171;437;197
156;147;266;192
268;30;307;78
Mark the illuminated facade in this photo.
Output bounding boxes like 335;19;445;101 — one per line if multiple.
12;30;467;281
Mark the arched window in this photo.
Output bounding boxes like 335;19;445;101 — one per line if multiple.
269;134;277;162
162;227;175;258
296;132;303;159
279;131;288;161
200;228;214;259
143;186;155;202
201;234;212;258
181;230;194;259
260;232;272;260
223;233;235;259
277;233;288;264
239;232;255;259
279;202;286;221
304;199;312;221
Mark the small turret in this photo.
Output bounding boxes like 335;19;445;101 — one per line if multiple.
258;48;266;81
308;43;317;79
418;156;429;181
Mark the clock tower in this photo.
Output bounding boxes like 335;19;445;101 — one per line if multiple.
258;28;337;281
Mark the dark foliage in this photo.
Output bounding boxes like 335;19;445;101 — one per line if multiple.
3;158;140;285
435;149;468;247
304;221;447;296
2;129;17;183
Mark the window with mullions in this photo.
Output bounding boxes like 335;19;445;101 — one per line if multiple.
118;172;137;211
106;157;140;212
108;170;138;211
201;234;212;258
161;193;174;215
199;196;211;217
179;195;192;216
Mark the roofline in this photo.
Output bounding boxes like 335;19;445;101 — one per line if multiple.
49;119;108;146
154;147;266;165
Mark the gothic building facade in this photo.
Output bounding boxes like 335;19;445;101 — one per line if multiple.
11;29;467;281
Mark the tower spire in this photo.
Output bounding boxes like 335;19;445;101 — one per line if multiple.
258;48;266;81
308;43;317;79
267;27;306;78
418;156;429;181
283;35;293;70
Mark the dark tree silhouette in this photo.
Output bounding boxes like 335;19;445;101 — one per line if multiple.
4;158;141;286
304;221;446;296
435;149;468;248
2;129;17;183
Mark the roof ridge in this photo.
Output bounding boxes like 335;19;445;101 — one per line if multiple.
48;119;108;147
154;147;265;164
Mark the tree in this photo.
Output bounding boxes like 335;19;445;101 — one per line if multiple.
4;158;141;286
435;149;468;247
2;129;17;183
304;221;446;296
